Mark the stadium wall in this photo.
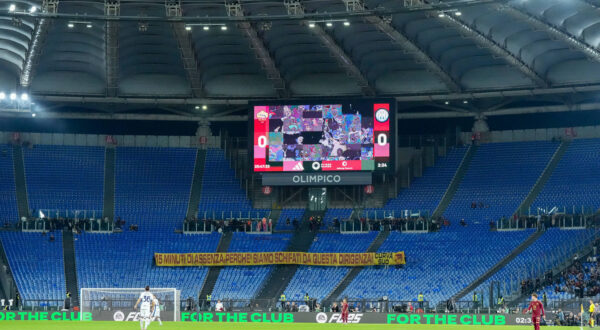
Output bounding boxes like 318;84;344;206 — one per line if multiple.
460;125;600;143
0;131;220;148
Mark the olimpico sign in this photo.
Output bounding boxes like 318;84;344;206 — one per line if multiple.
262;172;372;186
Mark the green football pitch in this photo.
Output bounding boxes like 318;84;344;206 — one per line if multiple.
0;322;578;330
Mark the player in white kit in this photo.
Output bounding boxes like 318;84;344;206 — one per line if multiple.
152;296;162;326
134;286;155;330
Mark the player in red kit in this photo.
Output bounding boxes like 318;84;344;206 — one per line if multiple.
341;298;349;324
524;293;545;330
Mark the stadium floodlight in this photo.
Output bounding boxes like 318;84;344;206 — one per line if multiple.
31;113;36;117
80;288;180;322
203;25;209;31
29;6;37;13
438;13;445;18
326;22;333;27
444;101;449;105
343;21;350;26
221;25;227;31
8;4;15;12
463;100;468;104
202;105;208;110
9;92;16;100
308;22;316;28
454;11;462;16
86;23;92;28
185;25;192;31
20;93;28;101
194;105;200;110
68;22;74;28
0;92;5;100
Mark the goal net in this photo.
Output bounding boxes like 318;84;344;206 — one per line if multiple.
80;288;180;322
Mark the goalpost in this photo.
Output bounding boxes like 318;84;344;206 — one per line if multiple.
80;288;180;322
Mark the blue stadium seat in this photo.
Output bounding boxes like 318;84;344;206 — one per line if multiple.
0;232;66;306
0;145;17;224
211;233;291;301
24;145;104;217
284;232;377;302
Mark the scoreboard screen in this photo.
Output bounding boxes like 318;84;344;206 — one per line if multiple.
252;99;394;173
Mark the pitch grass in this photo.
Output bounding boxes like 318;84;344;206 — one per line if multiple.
0;322;581;330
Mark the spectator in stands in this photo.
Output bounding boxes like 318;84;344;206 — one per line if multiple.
262;217;267;232
331;302;339;312
471;202;477;209
215;300;224;312
284;302;291;312
286;217;291;226
291;302;298;312
460;219;467;227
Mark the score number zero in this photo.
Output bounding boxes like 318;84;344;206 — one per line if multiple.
258;134;387;148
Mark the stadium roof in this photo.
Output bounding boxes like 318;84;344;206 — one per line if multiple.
1;0;600;120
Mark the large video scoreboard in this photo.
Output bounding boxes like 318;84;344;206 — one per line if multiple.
251;99;395;185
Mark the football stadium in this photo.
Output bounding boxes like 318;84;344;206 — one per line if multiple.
2;0;600;329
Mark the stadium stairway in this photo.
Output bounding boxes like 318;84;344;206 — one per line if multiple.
449;228;544;302
321;230;390;306
0;241;15;302
269;209;282;230
198;231;233;300
186;149;207;219
515;140;570;215
62;230;79;306
431;144;477;218
12;145;29;219
253;210;321;305
102;147;116;221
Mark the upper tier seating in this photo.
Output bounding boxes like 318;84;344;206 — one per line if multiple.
211;233;291;300
341;229;532;305
0;232;65;306
115;147;196;231
284;232;377;303
76;231;221;301
444;141;558;228
24;145;104;216
532;139;600;213
0;145;17;224
198;149;267;219
365;146;467;218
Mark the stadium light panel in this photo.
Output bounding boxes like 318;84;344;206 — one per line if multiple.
438;13;445;18
20;93;28;101
8;4;15;12
326;22;333;27
9;93;16;100
444;101;449;105
343;21;350;26
68;23;74;28
308;22;316;28
29;6;37;13
31;113;36;117
463;100;468;104
455;11;462;16
202;105;208;110
203;25;209;31
185;25;192;31
194;105;200;110
86;23;92;28
0;92;5;100
221;25;227;31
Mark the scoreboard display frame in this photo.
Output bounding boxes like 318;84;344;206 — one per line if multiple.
249;98;395;175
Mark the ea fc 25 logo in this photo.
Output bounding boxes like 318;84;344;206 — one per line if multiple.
113;311;141;321
315;313;363;324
